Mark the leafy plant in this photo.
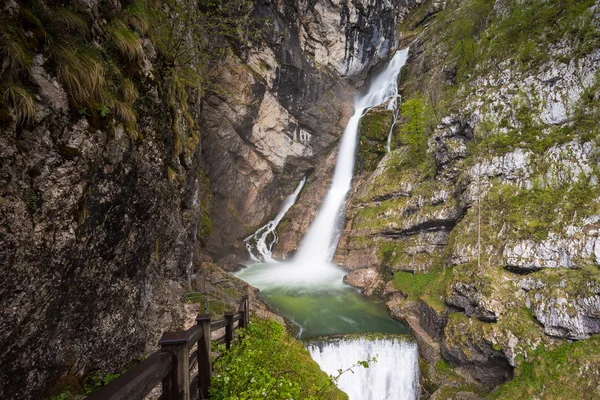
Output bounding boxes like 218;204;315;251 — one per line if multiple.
210;318;347;400
393;94;437;177
84;372;121;395
97;104;110;117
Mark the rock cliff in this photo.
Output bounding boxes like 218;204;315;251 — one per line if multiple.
334;0;600;396
0;0;413;398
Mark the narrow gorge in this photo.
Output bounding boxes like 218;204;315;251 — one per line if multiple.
1;0;600;399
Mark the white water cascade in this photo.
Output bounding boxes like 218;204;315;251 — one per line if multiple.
307;338;420;400
244;176;306;262
294;49;410;266
385;48;410;153
236;49;420;400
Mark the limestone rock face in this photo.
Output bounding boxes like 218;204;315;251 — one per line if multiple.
294;0;418;81
202;0;421;260
343;268;384;295
334;0;600;390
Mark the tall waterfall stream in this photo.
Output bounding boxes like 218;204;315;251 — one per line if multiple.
236;49;419;399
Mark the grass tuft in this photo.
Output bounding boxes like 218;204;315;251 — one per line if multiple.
123;1;150;34
107;19;144;62
121;79;138;104
0;31;33;72
51;8;88;35
3;84;36;125
112;99;139;140
53;46;106;109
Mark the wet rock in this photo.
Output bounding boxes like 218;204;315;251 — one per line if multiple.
447;282;499;323
418;300;448;341
343;268;384;296
442;315;514;388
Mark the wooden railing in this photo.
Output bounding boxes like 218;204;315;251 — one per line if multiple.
85;295;249;400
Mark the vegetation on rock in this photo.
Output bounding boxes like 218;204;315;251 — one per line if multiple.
211;318;347;400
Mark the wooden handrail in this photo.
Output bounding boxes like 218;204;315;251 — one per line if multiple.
84;295;250;400
85;351;173;400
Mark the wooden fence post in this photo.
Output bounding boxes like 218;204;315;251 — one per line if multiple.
238;295;249;329
224;312;234;349
196;314;212;400
159;331;190;400
243;295;249;328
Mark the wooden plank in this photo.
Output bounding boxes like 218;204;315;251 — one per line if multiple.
214;336;226;345
189;349;198;372
210;319;227;330
160;331;190;400
186;324;204;346
232;313;242;322
190;375;199;400
196;314;212;400
84;352;172;400
238;295;249;328
224;312;234;350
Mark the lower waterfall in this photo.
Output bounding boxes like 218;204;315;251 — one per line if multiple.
307;338;420;400
244;176;306;263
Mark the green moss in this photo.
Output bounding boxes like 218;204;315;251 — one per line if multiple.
487;178;599;241
22;189;41;214
393;267;451;309
356;109;393;172
490;336;600;399
419;358;440;394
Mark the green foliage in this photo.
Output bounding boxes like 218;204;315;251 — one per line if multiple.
22;189;41;214
357;110;393;172
45;388;72;400
396;94;436;177
53;45;107;110
392;267;451;311
210;318;347;400
97;104;110;117
50;7;88;36
107;19;144;62
484;0;599;66
444;0;494;81
84;372;121;395
486;177;598;241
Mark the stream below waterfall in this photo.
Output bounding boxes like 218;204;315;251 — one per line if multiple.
236;48;419;399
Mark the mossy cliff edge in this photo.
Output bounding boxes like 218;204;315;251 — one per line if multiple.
333;0;600;398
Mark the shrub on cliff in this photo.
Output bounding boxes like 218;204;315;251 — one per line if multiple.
211;318;347;400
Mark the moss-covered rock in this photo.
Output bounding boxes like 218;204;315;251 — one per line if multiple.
356;108;394;172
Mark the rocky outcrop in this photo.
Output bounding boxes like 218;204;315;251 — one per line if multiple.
343;268;384;295
335;0;600;394
202;0;423;260
293;0;419;82
441;314;514;388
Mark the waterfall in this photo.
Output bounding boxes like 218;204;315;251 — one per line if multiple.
235;49;418;400
307;337;420;400
385;48;410;153
294;49;410;265
244;176;306;262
